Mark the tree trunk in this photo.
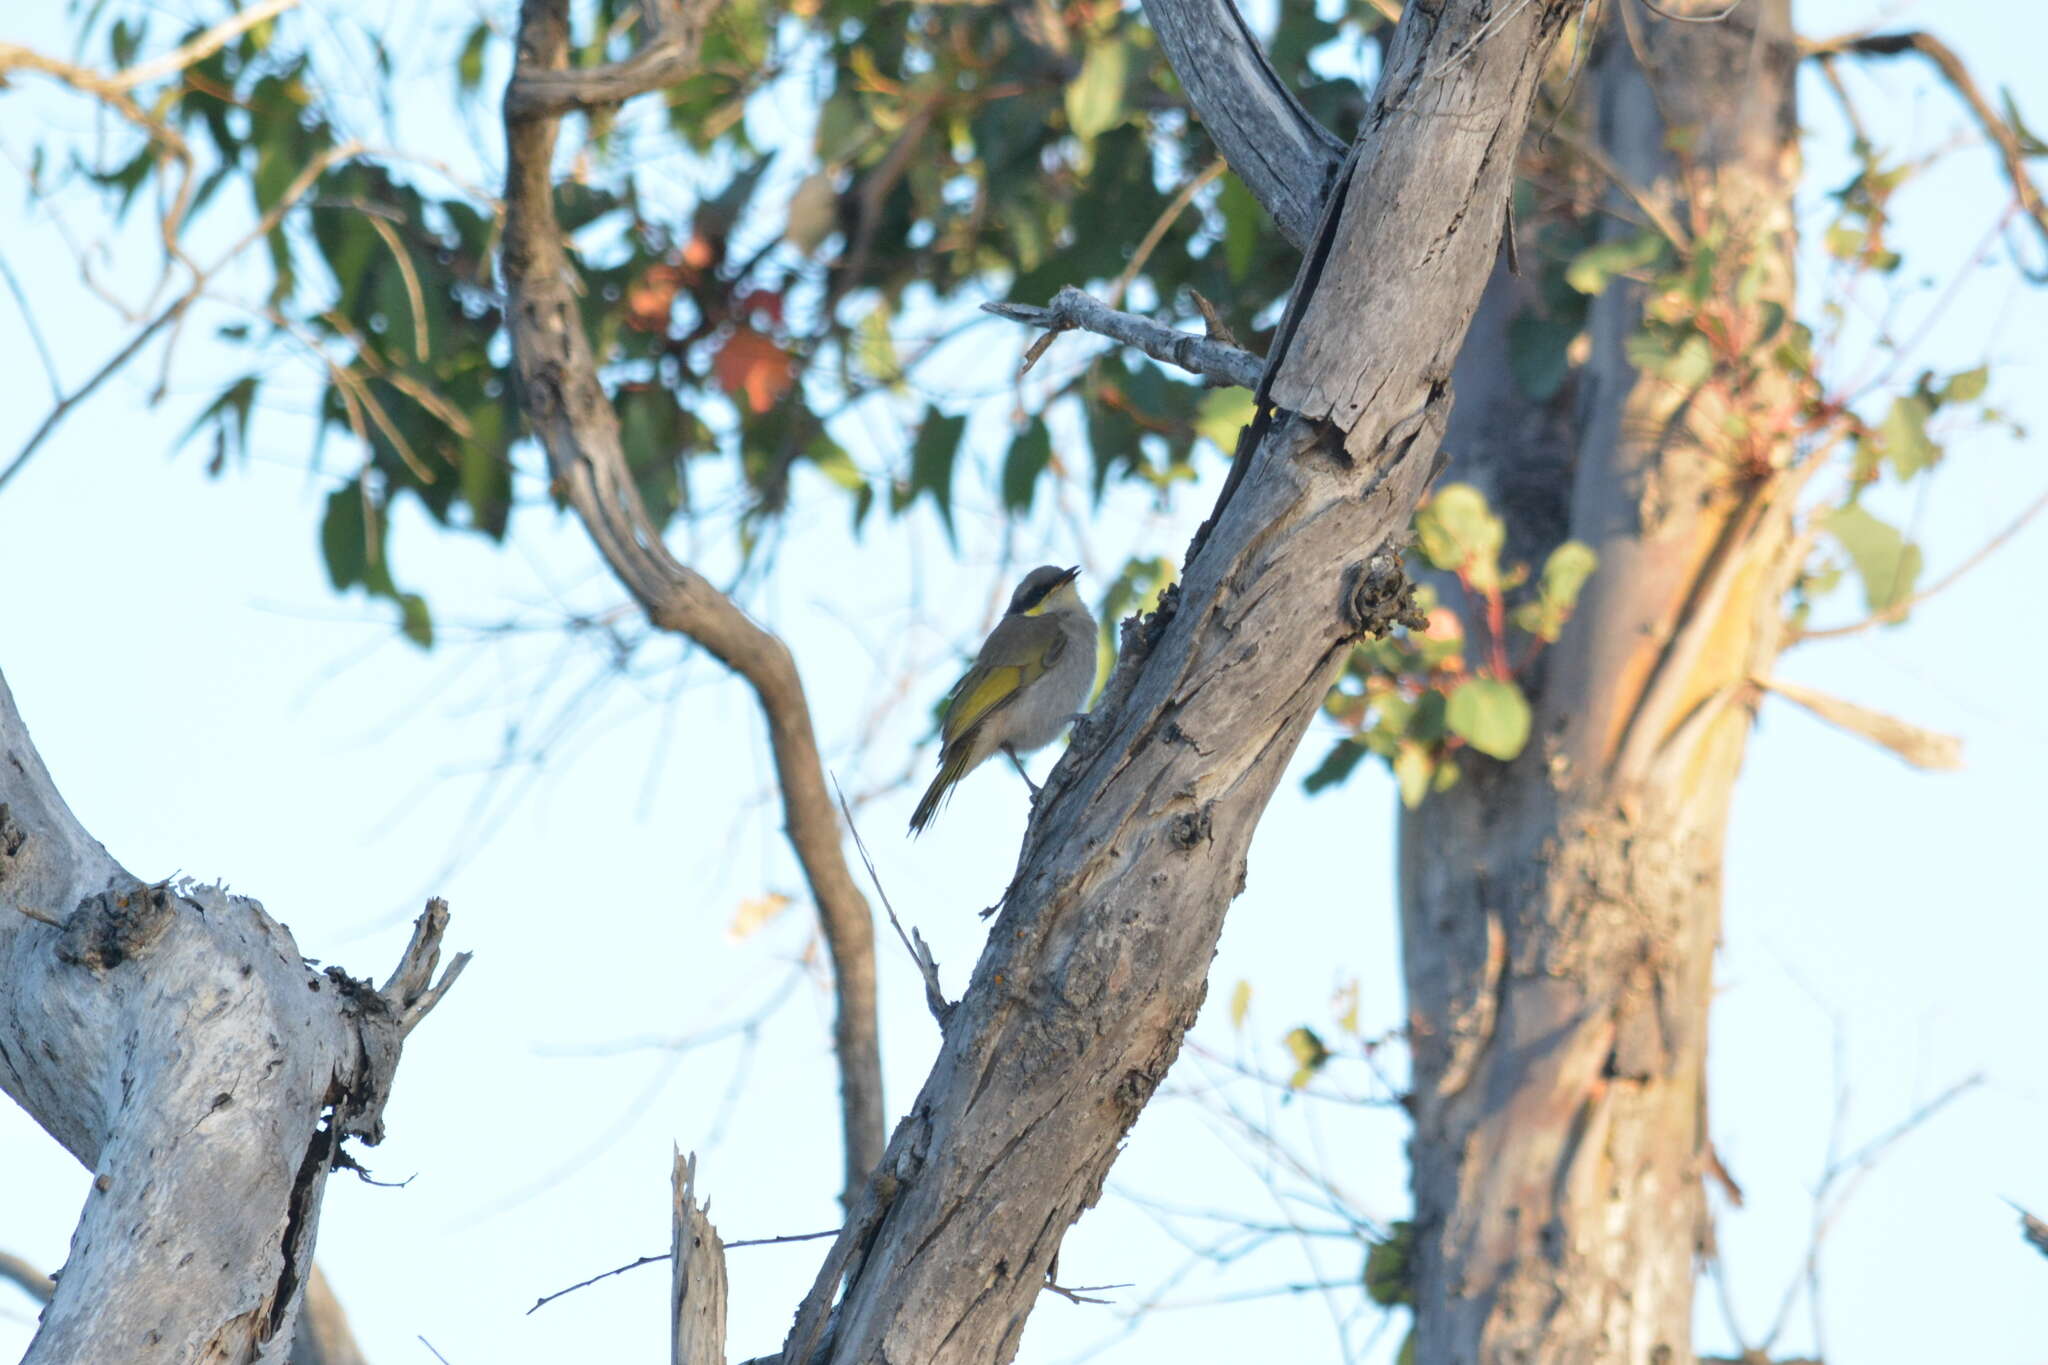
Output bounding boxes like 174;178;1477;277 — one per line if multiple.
0;670;463;1363
1400;4;1803;1361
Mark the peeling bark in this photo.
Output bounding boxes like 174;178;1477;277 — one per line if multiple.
0;668;464;1363
1398;4;1806;1360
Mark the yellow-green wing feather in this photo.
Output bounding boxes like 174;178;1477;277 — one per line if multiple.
939;616;1066;745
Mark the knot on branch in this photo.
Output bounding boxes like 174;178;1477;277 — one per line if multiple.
0;801;24;864
55;878;174;973
1167;803;1213;850
1342;551;1424;640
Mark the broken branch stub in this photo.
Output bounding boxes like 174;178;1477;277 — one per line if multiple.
0;667;465;1363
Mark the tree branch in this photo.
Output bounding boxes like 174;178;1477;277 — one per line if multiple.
498;0;884;1207
1136;0;1347;250
0;668;464;1362
775;1;1573;1359
1810;29;2048;266
1751;676;1963;771
504;0;720;119
981;286;1265;389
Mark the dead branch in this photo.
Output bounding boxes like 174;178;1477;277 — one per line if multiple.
980;286;1265;389
1752;676;1963;771
499;0;884;1206
0;668;465;1362
672;1152;729;1365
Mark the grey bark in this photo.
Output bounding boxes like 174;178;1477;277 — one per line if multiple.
499;0;886;1209
671;1154;727;1365
1135;0;1344;249
1397;3;1806;1361
772;2;1575;1361
0;668;465;1363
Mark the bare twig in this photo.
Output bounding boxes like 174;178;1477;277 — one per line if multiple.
0;252;62;402
0;1250;54;1305
833;776;950;1026
2006;1200;2048;1262
0;140;365;495
1107;159;1227;308
1809;30;2048;266
111;0;303;90
982;286;1265;389
528;1230;837;1314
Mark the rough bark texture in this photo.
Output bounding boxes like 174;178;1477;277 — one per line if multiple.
1135;0;1343;249
0;669;463;1363
499;0;885;1208
769;3;1576;1361
1398;4;1804;1361
672;1154;728;1365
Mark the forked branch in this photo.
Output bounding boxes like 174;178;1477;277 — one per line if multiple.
499;0;884;1205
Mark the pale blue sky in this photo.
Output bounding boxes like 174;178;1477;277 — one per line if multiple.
2;2;2045;1363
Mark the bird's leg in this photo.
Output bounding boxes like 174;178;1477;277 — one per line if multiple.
1002;745;1042;799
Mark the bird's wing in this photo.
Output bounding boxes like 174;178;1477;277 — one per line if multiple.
940;614;1069;746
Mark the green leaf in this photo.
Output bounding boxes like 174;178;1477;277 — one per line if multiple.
456;22;489;94
320;484;371;591
1942;365;1989;405
1001;419;1052;514
1413;483;1504;588
1540;541;1598;611
1303;737;1367;794
1229;979;1252;1031
2001;87;2048;158
1564;230;1665;295
1194;386;1255;454
1364;1221;1415;1308
1878;393;1940;478
1218;174;1261;283
1507;312;1576;401
1392;741;1434;809
1824;223;1866;261
398;593;433;648
1064;37;1127;142
1283;1026;1330;1090
1447;677;1532;761
1822;504;1923;614
909;408;966;545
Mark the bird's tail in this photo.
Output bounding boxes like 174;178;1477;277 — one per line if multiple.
909;748;971;836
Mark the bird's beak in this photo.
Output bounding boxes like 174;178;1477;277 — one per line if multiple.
1058;566;1081;587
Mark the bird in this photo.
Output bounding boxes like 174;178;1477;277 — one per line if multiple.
909;564;1097;835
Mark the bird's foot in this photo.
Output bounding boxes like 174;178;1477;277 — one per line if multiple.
1003;745;1043;799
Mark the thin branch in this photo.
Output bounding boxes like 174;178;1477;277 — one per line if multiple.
833;776;950;1027
0;140;365;496
982;286;1265;389
1751;676;1963;771
1107;159;1226;308
0;1251;54;1305
500;0;883;1206
1796;481;2048;641
1809;30;2048;266
111;0;303;90
527;1230;837;1314
0;252;63;402
504;0;719;118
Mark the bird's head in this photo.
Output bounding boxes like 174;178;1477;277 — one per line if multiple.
1008;564;1082;617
